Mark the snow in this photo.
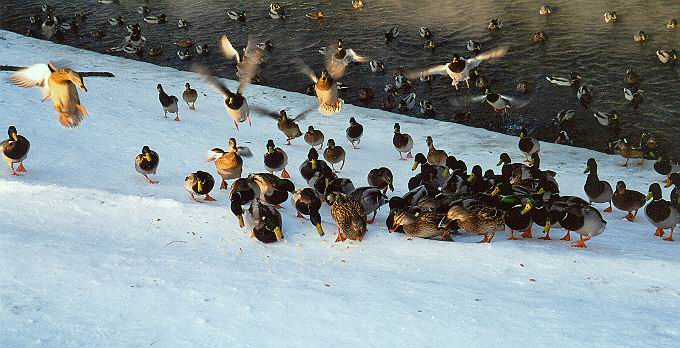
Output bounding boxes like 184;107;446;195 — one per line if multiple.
1;30;679;347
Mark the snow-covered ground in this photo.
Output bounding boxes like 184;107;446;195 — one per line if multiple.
1;30;679;347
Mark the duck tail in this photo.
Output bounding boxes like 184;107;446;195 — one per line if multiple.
318;99;343;116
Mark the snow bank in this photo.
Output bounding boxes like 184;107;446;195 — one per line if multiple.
0;30;679;347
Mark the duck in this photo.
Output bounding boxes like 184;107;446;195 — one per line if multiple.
60;21;77;32
444;205;505;243
174;39;193;48
349;186;388;224
195;63;257;130
134;146;159;184
539;5;552;15
556;131;573;145
304;126;324;149
645;183;679;241
185;171;216;202
304;11;324;20
155;84;180;121
367;167;394;193
624;86;643;105
269;3;286;19
423;40;436;50
227;9;246;21
138;6;149;15
656;49;678;64
413;48;508;90
328;39;369;66
576;85;592;108
126;23;140;33
247;173;296;207
300;147;332;182
604;11;618;23
655;157;679;178
624;69;640;87
516;80;533;94
394;74;411;91
532;31;547;42
633;31;647;43
207;138;252;190
177;19;188;28
91;30;106;39
9;62;89;128
566;204;607;248
483;89;511;112
425;136;447;166
273;110;304;145
613;181;646;222
108;16;124;26
369;60;385;74
352;1;364;10
144;14;167;24
609;139;645;166
264;139;290;178
182;83;198;109
391;209;450;240
247;200;284;242
398;93;416;112
195;44;209;55
393;123;414;160
346;117;363;149
466;40;481;53
518;128;540;162
29;14;42;25
420;100;435;116
546;71;581;87
329;193;367;242
384;27;400;44
497;152;527;180
323;139;346;172
1;126;30;176
555;109;575;125
668;18;678;29
292;188;325;236
420;27;432;39
177;50;192;61
488;19;502;32
664;173;680;209
583;158;613;212
41;15;58;38
302;68;343;115
593;110;620;127
504;202;533;240
358;87;374;104
41;4;52;12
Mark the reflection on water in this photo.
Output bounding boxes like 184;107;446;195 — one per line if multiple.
1;0;679;157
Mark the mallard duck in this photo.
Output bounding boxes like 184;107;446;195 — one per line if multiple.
488;19;502;31
412;48;507;90
583;158;613;212
518;128;540;162
328;39;369;66
655;157;679;178
185;171;216;202
9;62;89;128
41;15;57;38
466;40;481;53
156;84;179;121
195;44;209;55
358;87;374;104
177;50;192;61
504;202;533;240
247;173;295;207
656;49;678;64
539;5;552;15
393;123;414;160
645;183;679;241
247;199;283;242
624;86;643;105
482;89;511;112
1;126;30;176
516;80;532;94
41;4;52;12
385;27;399;44
126;23;140;33
369;60;385;74
148;46;163;56
612;181;646;222
395;75;411;91
144;14;166;24
229;178;255;227
329;193;367;242
323;139;346;172
577;85;592;108
391;209;450;240
664;173;680;209
668;18;678;29
420;27;432;39
300;67;344;115
367;167;394;193
593;110;620;127
417;100;434;116
566;204;607;248
300;147;332;182
134;146;159;184
306;11;325;20
546;71;581;87
349;186;387;224
445;205;505;243
264;139;290;178
109;16;124;26
554;109;575;125
325;178;355;199
292;188;324;236
633;31;647;43
177;19;188;28
624;69;640;87
304;126;324;149
497;152;526;180
532;31;547;42
351;0;364;9
138;6;149;15
604;11;618;23
609;139;645;166
207;138;252;189
424;136;447;166
346;117;363;149
269;3;286;19
274;110;304;144
228;10;246;21
182;83;198;109
423;40;436;50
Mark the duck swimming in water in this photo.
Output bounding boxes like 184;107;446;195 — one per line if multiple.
488;19;502;31
410;47;508;90
657;49;678;64
269;3;286;19
604;11;618;23
668;18;678;29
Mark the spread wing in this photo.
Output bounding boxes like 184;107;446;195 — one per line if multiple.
292;107;315;121
470;46;508;63
345;49;369;63
219;35;241;63
322;41;347;80
191;64;234;98
294;58;318;83
8;63;52;96
250;105;280;119
236;45;262;95
405;64;448;79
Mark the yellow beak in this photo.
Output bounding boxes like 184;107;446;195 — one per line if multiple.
145;153;152;162
491;187;501;197
646;192;653;201
521;203;532;215
274;226;284;241
311;159;317;170
467;174;475;182
197;180;203;193
664;177;672;188
496;159;503;166
442;166;450;178
411;162;419;171
237;215;244;228
537;188;545;195
315;224;324;236
544;222;551;233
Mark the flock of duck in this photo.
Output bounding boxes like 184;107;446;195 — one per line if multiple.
4;3;680;246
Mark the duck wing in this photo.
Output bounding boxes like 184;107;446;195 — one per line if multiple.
235;51;262;95
471;46;508;63
8;63;53;99
345;48;369;63
192;64;235;98
219;35;241;63
49;79;88;128
293;58;318;83
405;64;448;79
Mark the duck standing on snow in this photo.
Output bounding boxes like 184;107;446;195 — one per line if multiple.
293;188;325;236
645;183;679;241
247;199;284;242
185;171;217;202
329;192;367;242
1;126;30;176
134;146;159;184
393;123;414;160
346;117;363;149
613;181;646;222
182;83;198;109
425;136;447;166
324;139;346;172
583;158;613;212
276;110;305;145
518;128;540;162
391;209;450;240
411;47;508;90
567;204;607;248
304;126;324;149
207;138;252;190
156;84;180;121
367;167;394;193
609;139;645;166
349;186;387;224
264;139;290;178
9;62;89;128
444;205;506;243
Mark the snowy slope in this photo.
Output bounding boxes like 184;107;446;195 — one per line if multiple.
0;30;679;347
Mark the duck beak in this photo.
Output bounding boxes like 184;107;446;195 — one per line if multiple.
311;159;317;170
583;166;590;174
496;159;503;166
490;187;501;197
467;173;475;182
442;166;450;178
315;224;324;236
197;180;203;193
645;192;653;201
10;132;18;141
145;153;152;162
537;188;545;195
544;222;552;234
663;177;672;188
274;226;284;241
411;162;419;171
521;203;532;215
81;84;88;92
237;214;244;228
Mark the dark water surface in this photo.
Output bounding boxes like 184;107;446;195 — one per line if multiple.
1;0;679;157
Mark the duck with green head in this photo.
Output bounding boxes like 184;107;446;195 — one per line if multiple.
1;126;30;176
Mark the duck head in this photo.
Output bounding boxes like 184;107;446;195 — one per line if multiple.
141;146;153;161
412;153;427;171
665;173;680;188
278;110;288;122
583;158;598;174
319;69;331;83
519;127;528;138
156;84;163;92
7;126;18;141
228;138;238;151
425;136;434;147
646;183;663;201
497;152;511;166
266;139;276;154
393;122;401;133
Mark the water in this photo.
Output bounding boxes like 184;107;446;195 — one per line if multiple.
1;0;679;158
